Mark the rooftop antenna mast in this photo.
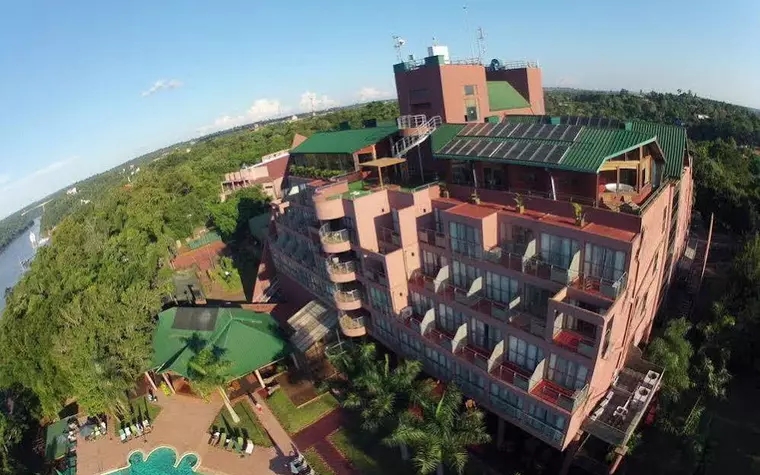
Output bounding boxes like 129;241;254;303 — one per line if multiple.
463;5;476;60
476;27;486;63
392;35;406;62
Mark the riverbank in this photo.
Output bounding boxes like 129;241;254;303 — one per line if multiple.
0;218;40;312
0;219;34;253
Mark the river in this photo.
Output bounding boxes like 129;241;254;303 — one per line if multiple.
0;218;41;312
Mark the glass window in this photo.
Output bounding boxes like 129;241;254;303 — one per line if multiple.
452;260;481;288
584;243;626;282
548;354;589;390
450;222;482;258
528;404;567;431
411;292;433;316
483;167;504;189
485;272;518;304
491;383;524;409
438;304;466;333
368;286;390;311
465;98;479;122
464;85;477;96
507;336;544;371
422;250;441;276
470;318;502;351
541;233;579;269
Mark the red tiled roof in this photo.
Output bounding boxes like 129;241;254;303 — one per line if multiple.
447;202;498;219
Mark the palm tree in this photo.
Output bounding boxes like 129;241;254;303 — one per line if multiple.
187;346;240;423
384;385;491;475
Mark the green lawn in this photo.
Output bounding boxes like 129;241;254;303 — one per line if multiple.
115;396;162;434
266;390;339;435
328;428;412;475
210;401;272;448
303;448;335;475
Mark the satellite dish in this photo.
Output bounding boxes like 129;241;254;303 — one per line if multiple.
490;58;502;70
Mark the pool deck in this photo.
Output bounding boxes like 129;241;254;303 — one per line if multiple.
76;392;291;475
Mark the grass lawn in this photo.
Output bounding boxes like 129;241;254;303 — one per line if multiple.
209;265;243;293
328;428;412;475
266;390;339;435
210;401;272;448
114;396;162;434
303;448;335;475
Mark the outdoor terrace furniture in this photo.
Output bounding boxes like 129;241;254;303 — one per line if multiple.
217;431;225;447
236;436;244;453
119;429;127;442
135;423;144;436
130;424;139;437
245;440;254;455
142;420;151;432
124;426;132;438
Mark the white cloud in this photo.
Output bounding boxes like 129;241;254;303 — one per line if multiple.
299;91;338;112
197;99;287;134
0;158;78;217
357;87;391;102
141;79;183;97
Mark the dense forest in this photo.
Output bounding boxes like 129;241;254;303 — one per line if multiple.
0;90;759;473
0;100;399;473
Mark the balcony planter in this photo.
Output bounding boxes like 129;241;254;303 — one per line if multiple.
470;192;481;205
514;194;525;214
572;202;586;227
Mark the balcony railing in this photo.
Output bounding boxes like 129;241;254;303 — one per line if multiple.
553;328;597;358
319;225;350;245
340;314;365;329
326;260;357;275
568;271;628;300
533;380;590;413
377;226;401;253
334;288;362;303
491;362;533;392
418;228;448;248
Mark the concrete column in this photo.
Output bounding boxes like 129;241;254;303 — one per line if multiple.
559;434;582;475
254;369;265;389
144;372;158;392
290;353;300;370
161;373;176;394
496;417;506;449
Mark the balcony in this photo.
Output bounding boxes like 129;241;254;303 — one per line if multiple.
319;224;351;253
339;313;367;337
314;194;346;221
334;287;363;311
377;226;401;254
325;258;358;283
569;271;628;301
508;307;548;339
553;328;597;359
582;347;664;447
417;228;447;249
531;379;590;413
490;360;535;393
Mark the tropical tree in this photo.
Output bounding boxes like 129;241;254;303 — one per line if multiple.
186;346;240;423
384;386;490;475
646;317;694;403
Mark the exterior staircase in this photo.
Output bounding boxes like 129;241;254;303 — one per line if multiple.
392;114;442;157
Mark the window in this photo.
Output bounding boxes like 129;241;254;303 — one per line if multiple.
490;383;524;410
465;98;479;122
422;250;442;276
452;260;481;288
485;272;519;304
464;85;477;96
368;286;390;311
433;208;443;233
584;243;626;282
343;216;357;243
451;161;474;186
528;404;567;431
507;336;544;371
483;167;504;190
523;284;551;316
450;222;482;258
540;233;579;269
437;304;466;333
470;318;502;351
548;354;589;390
411;292;434;316
562;314;597;340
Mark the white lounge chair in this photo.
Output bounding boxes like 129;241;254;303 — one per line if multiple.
124;426;132;438
245;440;254;454
119;429;126;442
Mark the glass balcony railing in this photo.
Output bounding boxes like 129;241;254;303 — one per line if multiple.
319;226;350;245
326;260;357;275
568;271;628;300
334;288;362;303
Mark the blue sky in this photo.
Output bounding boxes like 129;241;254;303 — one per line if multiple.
0;0;758;218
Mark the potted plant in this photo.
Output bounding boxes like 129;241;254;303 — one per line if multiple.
572;202;585;227
470;192;481;204
514;194;525;214
440;184;450;198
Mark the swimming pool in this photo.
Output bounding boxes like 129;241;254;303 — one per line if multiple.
108;446;202;475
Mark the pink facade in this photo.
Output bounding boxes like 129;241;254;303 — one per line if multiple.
219;150;289;201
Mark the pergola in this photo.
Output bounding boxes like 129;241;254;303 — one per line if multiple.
360;157;407;188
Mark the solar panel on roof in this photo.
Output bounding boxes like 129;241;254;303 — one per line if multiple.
545;145;569;164
559;125;583;141
534;124;552;139
492;142;517;159
439;140;463;155
474;123;495;136
465;140;490;156
486;123;505;136
504;142;530;160
453;139;478;155
172;308;219;331
480;141;502;157
515;142;542;161
546;125;567;140
493;123;519;138
459;123;479;136
509;123;529;138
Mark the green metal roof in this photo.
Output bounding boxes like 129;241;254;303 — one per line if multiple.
290;125;398;155
151;307;289;380
630;121;687;178
432;123;658;173
487;81;530;111
430;124;464;152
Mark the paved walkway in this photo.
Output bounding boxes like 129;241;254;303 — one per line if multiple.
292;409;357;475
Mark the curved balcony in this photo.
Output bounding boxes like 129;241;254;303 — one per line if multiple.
320;225;351;253
314;195;345;221
339;313;367;337
334;288;363;311
326;259;358;283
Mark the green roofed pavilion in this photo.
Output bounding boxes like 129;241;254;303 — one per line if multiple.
151;307;289;381
290;125;398;155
